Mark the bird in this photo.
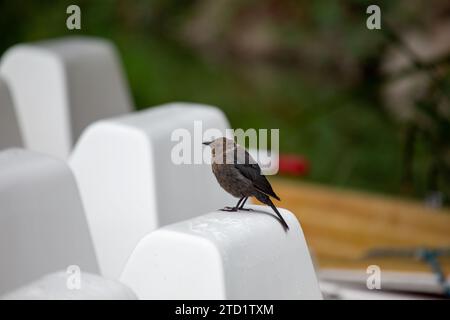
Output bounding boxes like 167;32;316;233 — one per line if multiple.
203;137;289;230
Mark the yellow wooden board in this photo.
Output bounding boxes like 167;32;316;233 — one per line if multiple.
254;178;450;275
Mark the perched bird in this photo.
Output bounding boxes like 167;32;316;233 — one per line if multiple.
203;137;289;230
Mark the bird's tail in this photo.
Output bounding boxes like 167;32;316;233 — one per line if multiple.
268;199;289;230
257;193;289;230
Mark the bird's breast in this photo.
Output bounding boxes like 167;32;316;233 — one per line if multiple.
211;162;253;198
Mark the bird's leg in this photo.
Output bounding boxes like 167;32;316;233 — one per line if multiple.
220;197;244;212
238;197;253;211
238;197;248;208
236;197;245;208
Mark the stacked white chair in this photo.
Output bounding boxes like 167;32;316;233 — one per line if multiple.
2;271;136;300
0;36;132;159
0;149;98;295
69;103;235;278
121;205;322;299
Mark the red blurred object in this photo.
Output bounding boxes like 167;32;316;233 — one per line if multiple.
278;154;309;176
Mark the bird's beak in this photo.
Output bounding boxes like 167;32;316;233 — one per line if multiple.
202;141;212;146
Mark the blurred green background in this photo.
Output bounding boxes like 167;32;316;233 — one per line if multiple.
1;0;449;205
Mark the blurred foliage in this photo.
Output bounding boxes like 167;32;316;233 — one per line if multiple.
0;0;449;204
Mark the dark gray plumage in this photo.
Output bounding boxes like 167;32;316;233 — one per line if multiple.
203;137;289;230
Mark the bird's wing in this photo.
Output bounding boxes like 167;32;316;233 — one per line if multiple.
233;150;281;201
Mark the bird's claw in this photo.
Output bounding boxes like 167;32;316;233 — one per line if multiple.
219;206;253;212
219;206;238;212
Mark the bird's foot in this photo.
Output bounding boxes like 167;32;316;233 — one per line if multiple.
220;206;238;212
238;207;254;211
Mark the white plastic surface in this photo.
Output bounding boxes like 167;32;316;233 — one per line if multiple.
69;103;235;279
1;271;136;300
0;36;132;159
120;205;322;300
0;77;22;149
0;149;99;295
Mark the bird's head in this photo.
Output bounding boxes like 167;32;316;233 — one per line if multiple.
203;137;235;155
